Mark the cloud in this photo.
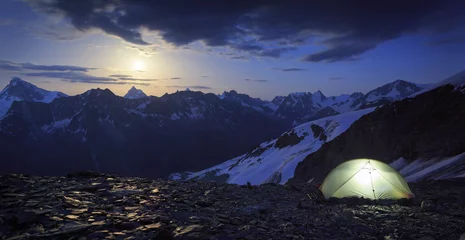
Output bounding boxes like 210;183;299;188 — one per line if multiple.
328;77;344;80
245;79;268;83
202;75;209;78
0;19;15;26
230;56;248;60
127;45;159;56
165;85;212;90
21;71;151;86
0;60;94;72
25;0;465;62
109;74;133;78
118;77;158;82
170;77;182;80
22;71;114;82
272;68;307;72
302;43;376;62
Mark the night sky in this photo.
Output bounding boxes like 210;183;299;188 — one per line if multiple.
1;0;464;100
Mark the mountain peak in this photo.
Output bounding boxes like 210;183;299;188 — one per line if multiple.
124;86;147;99
0;77;67;117
10;77;28;86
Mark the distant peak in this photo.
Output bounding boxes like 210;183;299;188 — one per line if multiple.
124;86;147;99
10;77;25;83
185;88;191;92
9;77;31;87
313;90;325;97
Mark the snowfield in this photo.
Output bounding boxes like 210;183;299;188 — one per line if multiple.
172;107;376;185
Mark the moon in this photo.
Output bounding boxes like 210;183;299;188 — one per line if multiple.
133;60;145;71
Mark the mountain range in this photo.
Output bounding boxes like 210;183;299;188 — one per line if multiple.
219;79;426;125
0;76;431;179
171;70;465;184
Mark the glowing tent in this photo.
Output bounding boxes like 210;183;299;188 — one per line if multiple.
319;159;414;200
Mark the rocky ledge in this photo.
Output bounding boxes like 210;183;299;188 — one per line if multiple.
1;172;464;240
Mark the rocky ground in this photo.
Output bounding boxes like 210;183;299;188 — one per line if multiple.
1;172;464;240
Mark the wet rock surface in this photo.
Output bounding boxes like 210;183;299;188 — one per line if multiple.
1;173;464;240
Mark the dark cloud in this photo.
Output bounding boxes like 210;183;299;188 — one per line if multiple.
230;56;248;60
303;43;375;62
118;77;158;82
170;77;182;80
21;71;151;86
22;71;114;82
62;80;150;86
26;0;465;62
165;85;212;90
202;75;209;78
0;60;94;72
109;74;132;78
272;68;307;72
245;79;268;83
328;77;344;80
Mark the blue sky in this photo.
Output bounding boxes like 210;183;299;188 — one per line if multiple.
1;0;464;100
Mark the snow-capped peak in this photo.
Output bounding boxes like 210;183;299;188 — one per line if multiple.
124;86;147;99
312;90;326;103
185;88;191;92
0;77;67;117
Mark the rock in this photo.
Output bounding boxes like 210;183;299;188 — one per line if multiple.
460;233;465;240
144;223;162;229
195;200;213;207
118;221;140;230
15;210;37;225
139;216;160;224
417;237;435;240
421;200;436;211
63;196;82;207
67;170;103;178
34;223;93;237
174;225;207;239
65;215;79;220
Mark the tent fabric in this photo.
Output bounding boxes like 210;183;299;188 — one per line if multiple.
319;159;414;200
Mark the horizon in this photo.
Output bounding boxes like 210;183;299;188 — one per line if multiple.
1;0;465;100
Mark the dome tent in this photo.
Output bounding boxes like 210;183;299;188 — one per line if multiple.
319;159;414;200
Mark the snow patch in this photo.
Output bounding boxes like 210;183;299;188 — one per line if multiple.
40;118;72;133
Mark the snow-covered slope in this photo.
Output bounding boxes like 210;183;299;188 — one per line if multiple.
0;78;67;117
171;107;375;185
124;86;147;99
391;153;465;182
411;70;465;97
